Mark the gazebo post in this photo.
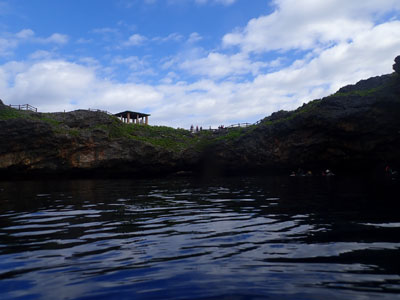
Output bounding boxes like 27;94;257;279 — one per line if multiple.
114;111;150;125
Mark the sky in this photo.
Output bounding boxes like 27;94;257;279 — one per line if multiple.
0;0;400;128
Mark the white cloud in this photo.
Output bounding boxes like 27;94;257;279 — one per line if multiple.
124;33;147;46
0;29;69;57
1;20;400;129
1;0;400;129
3;61;95;111
195;0;236;5
0;60;160;112
2;16;400;127
28;50;55;60
154;0;236;5
245;20;400;109
123;32;195;47
152;33;183;43
14;29;69;45
112;56;147;69
91;27;119;34
41;33;69;45
0;60;162;113
187;32;202;44
76;38;93;44
180;52;267;79
0;37;17;56
15;29;35;39
223;0;400;53
0;30;34;56
112;55;157;78
177;0;400;80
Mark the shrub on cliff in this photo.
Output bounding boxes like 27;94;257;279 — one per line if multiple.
394;55;400;74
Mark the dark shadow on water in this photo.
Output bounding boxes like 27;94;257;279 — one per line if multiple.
0;176;399;299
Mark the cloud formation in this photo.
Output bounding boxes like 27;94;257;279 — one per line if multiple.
179;52;268;79
195;0;236;5
124;33;147;46
1;0;400;129
133;0;237;6
0;29;68;57
223;0;400;53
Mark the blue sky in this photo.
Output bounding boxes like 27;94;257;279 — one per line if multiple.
1;0;400;128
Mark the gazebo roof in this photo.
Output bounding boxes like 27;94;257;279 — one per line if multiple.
114;111;150;118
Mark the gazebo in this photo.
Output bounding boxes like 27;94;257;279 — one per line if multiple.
114;111;150;125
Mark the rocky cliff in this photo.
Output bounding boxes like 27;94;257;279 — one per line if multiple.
0;106;197;178
1;56;400;178
204;70;400;175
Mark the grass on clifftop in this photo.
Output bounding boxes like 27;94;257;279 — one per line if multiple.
103;116;256;151
0;106;249;152
260;73;400;127
0;106;61;126
261;99;322;126
105;120;217;151
329;73;399;98
0;106;26;120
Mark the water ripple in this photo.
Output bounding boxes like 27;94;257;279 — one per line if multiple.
0;177;399;299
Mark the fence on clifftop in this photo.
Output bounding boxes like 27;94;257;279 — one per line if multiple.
226;120;262;128
9;104;38;112
191;119;263;133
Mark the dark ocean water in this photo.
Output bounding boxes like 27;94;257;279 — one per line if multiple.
0;176;399;300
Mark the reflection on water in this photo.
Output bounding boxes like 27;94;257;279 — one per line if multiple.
0;176;399;299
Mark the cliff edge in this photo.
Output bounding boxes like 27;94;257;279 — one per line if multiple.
203;56;400;175
1;56;400;178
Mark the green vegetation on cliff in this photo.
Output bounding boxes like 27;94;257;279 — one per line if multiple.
106;120;205;151
0;105;240;153
1;68;397;156
1;55;399;177
0;106;61;125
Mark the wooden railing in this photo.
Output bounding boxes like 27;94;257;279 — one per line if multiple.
223;119;263;129
226;122;253;128
9;104;37;112
192;119;263;133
